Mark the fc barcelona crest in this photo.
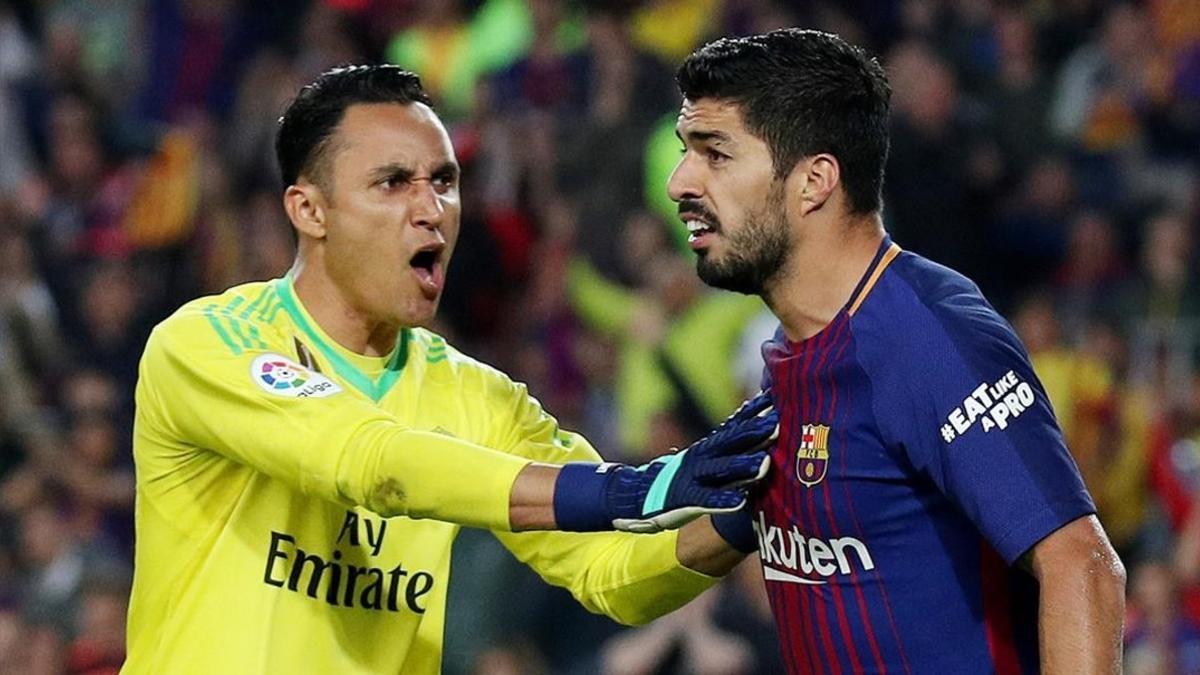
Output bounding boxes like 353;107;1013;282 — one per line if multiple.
796;424;831;487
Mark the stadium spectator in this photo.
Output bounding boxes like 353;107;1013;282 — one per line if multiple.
1124;560;1200;674
63;577;128;675
566;240;764;453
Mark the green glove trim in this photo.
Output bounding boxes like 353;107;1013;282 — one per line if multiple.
642;451;686;516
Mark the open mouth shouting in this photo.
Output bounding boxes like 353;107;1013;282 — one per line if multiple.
409;241;446;300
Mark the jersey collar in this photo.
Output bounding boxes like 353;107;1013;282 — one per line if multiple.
273;276;409;402
845;235;902;316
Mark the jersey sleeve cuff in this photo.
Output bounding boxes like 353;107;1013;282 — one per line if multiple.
991;489;1097;564
596;529;720;625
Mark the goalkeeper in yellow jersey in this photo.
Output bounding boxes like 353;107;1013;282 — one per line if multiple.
122;65;777;674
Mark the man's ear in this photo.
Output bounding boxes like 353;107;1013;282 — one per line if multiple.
789;154;841;217
283;181;329;240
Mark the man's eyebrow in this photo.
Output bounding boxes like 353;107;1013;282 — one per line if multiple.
369;163;415;183
677;128;732;144
431;161;460;178
369;161;459;183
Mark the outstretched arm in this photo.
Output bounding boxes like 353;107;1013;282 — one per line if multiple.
142;312;774;535
513;391;776;533
491;396;773;626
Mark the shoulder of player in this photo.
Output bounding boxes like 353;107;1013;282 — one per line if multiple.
853;251;1019;362
407;328;537;407
149;280;288;355
408;328;510;384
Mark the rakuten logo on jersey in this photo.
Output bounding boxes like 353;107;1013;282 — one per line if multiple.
753;512;875;585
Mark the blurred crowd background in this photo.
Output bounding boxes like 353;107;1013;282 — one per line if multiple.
0;0;1197;673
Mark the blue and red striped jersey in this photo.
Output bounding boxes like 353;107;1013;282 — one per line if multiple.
753;236;1095;674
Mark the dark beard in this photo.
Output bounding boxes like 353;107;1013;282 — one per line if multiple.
695;186;790;295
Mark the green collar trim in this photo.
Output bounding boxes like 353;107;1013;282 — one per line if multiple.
274;277;408;402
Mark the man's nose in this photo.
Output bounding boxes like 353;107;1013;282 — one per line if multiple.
667;154;703;203
409;180;444;229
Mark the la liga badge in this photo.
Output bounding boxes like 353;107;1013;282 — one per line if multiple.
250;354;341;398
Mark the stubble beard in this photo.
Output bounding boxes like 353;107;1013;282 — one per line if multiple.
695;184;791;296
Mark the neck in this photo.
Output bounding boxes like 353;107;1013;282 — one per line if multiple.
763;213;885;342
289;257;402;357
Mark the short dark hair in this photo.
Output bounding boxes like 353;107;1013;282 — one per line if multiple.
677;29;891;214
275;64;433;189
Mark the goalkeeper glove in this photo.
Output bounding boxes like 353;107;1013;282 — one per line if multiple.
552;391;778;533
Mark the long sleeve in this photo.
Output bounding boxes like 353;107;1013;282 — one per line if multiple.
496;527;717;626
137;309;531;531
483;375;718;625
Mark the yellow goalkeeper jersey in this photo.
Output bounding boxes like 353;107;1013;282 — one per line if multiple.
124;276;715;674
